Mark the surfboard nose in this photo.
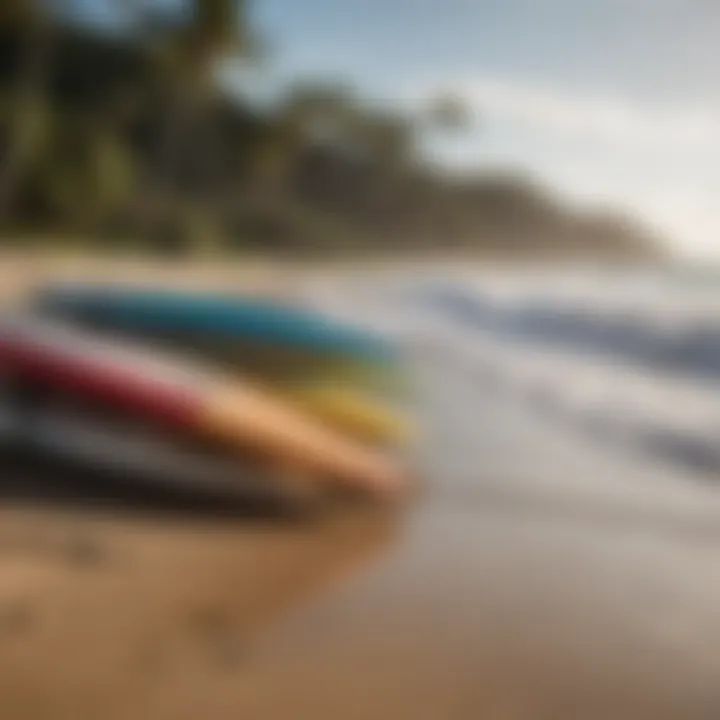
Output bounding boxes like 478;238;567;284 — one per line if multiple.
200;381;408;497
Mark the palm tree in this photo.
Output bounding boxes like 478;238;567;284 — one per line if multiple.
258;82;414;194
0;0;54;224
142;0;253;252
253;82;355;194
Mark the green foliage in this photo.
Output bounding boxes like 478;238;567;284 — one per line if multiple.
0;1;663;259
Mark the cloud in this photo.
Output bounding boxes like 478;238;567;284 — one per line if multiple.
413;75;720;257
429;77;720;152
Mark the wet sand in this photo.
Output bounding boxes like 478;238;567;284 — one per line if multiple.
0;484;401;720
1;260;720;718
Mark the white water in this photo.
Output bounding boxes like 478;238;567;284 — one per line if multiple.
313;267;720;478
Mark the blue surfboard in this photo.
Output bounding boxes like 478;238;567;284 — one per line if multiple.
36;285;400;365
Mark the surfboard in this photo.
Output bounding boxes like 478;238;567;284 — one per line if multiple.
0;397;314;511
35;285;413;443
36;285;400;366
0;316;406;498
283;384;414;445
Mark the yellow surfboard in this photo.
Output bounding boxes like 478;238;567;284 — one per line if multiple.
284;384;414;446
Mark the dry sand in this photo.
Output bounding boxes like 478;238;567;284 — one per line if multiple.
0;256;720;719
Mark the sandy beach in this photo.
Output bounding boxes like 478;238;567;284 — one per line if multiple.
1;258;720;719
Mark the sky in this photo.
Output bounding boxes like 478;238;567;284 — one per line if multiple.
249;0;720;259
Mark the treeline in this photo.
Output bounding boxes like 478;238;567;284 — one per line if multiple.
0;1;663;259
